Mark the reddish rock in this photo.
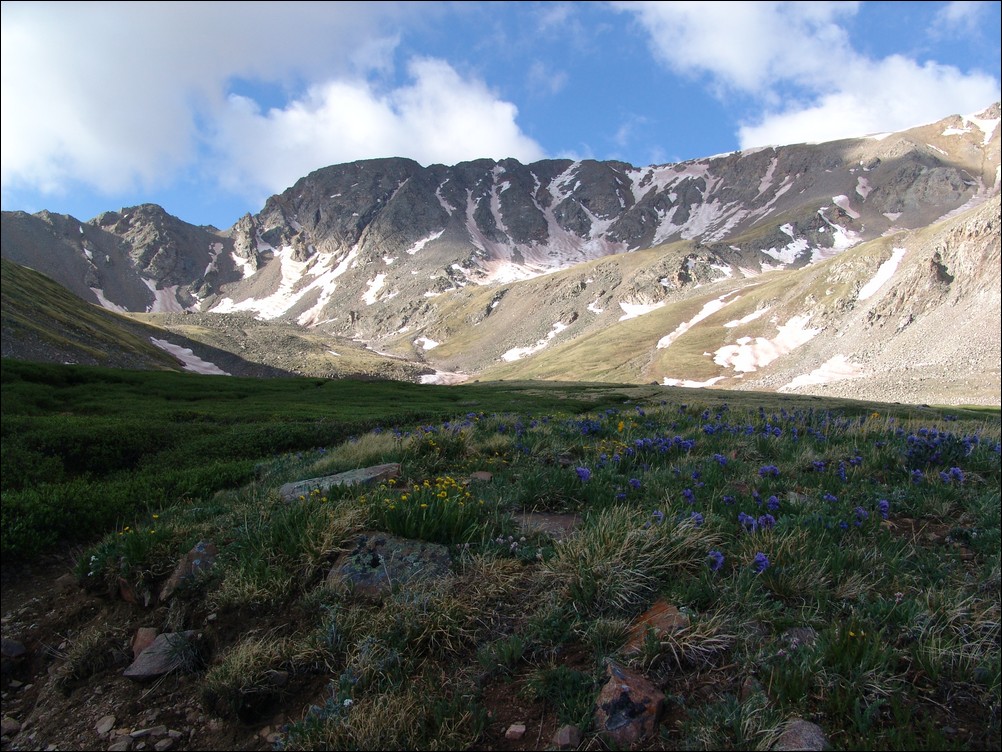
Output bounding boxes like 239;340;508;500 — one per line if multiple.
594;661;665;747
505;723;527;740
159;541;217;601
622;600;690;655
123;631;201;681
132;628;158;660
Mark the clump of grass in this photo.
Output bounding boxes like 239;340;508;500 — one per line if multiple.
52;624;126;693
544;506;722;616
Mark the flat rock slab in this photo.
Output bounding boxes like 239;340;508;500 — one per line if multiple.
159;540;217;601
516;512;581;542
327;532;451;599
123;631;200;681
280;463;401;502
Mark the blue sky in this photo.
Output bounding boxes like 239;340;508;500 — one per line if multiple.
2;1;999;229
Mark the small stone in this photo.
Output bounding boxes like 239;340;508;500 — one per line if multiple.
8;679;23;689
148;726;167;737
167;730;183;740
95;715;116;736
207;719;224;733
505;723;527;740
108;742;132;752
55;573;78;592
740;677;764;702
553;724;582;749
1;716;21;736
469;471;493;483
130;728;153;739
153;739;174;752
258;726;272;740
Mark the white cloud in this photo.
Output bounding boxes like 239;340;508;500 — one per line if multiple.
932;1;986;38
615;0;1000;149
211;57;545;198
0;2;541;202
738;55;1000;148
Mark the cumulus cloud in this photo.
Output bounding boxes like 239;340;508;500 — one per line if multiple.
211;58;545;198
615;0;1000;148
0;1;541;202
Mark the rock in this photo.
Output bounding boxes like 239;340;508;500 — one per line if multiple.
622;599;690;654
780;627;818;650
154;739;174;751
553;724;582;749
772;718;829;751
123;631;201;681
279;463;401;502
55;573;78;592
1;716;21;736
468;471;493;483
327;532;451;599
108;740;132;752
132;628;158;660
739;677;764;702
505;723;526;740
0;639;26;679
159;541;218;601
516;512;581;542
95;715;116;736
594;661;665;747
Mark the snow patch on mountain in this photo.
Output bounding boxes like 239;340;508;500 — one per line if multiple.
142;279;186;313
406;230;445;255
656;291;741;350
502;321;569;362
663;375;725;388
90;288;127;312
362;274;386;305
619;300;665;321
858;247;907;301
713;315;820;373
779;355;865;391
150;338;229;375
724;307;771;328
414;336;439;351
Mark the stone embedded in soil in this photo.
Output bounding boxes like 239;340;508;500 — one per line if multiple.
327;532;451;599
505;723;527;740
279;463;402;502
132;628;159;660
553;724;582;749
122;631;201;681
772;718;829;751
516;512;581;542
594;661;665;747
622;599;690;654
95;715;116;736
159;541;218;601
1;716;21;736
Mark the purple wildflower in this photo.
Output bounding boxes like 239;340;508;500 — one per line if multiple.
683;488;696;504
950;467;965;483
877;499;890;519
575;467;591;482
713;454;728;466
757;514;776;529
723;495;735;506
823;493;838;503
752;552;770;574
911;469;924;484
651;510;665;525
767;495;780;512
758;465;780;477
708;550;725;571
690;512;705;527
629;478;642;490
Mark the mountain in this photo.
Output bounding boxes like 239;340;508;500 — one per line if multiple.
2;104;999;404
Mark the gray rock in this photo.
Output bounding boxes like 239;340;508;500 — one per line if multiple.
1;716;21;736
327;532;451;599
553;723;582;749
95;715;116;736
280;463;401;502
772;718;829;751
123;632;201;681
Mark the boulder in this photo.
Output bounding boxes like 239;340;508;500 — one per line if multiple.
772;718;829;751
594;661;665;747
327;532;451;599
553;723;582;749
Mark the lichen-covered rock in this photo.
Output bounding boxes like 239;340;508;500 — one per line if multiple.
327;532;451;600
